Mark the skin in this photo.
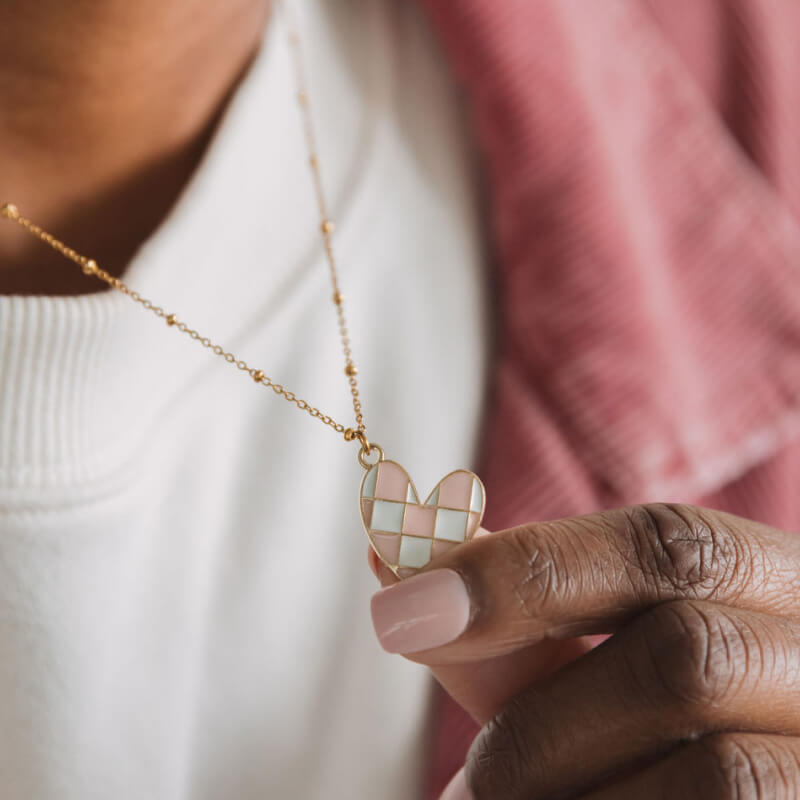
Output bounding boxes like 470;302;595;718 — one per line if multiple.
373;504;800;798
0;0;270;295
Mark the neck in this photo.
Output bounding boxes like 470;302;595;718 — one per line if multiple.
0;0;270;295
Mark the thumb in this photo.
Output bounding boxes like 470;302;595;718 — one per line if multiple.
368;531;593;724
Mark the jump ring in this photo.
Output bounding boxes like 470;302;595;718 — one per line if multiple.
357;442;384;470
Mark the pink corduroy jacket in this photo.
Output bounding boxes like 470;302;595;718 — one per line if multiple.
418;1;800;796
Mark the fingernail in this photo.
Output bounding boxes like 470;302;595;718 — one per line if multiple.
370;569;470;654
440;768;471;800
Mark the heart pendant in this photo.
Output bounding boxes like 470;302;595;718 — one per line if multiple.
359;458;486;578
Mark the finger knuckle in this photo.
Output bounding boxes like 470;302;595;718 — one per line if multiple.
638;602;750;709
623;504;741;599
693;735;800;800
466;696;542;800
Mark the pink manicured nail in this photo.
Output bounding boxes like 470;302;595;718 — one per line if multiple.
440;768;471;800
370;569;471;654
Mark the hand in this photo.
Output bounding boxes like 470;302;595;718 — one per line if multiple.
369;504;800;798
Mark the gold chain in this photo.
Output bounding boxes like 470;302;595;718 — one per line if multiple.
0;3;373;453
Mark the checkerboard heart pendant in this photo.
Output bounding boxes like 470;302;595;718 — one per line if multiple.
360;460;486;578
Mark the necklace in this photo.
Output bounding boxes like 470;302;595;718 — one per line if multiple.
0;2;486;579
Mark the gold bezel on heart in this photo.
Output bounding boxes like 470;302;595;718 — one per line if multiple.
359;459;486;578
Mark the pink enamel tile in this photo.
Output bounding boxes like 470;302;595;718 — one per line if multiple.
361;499;374;526
371;533;401;565
431;540;460;560
375;462;410;502
438;472;473;509
402;504;436;537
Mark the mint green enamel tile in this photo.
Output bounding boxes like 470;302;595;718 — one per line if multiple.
371;499;405;533
362;464;378;498
470;478;483;512
398;536;433;568
434;508;469;542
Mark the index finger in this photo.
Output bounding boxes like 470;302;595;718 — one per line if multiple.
370;503;800;661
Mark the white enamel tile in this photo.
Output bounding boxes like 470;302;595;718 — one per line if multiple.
469;478;483;512
434;508;468;542
426;486;440;506
371;499;405;533
398;536;433;568
362;464;378;499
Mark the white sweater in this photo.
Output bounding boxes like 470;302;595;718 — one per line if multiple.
0;2;487;798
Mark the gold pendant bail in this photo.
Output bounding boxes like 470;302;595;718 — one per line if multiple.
344;427;370;451
345;427;383;469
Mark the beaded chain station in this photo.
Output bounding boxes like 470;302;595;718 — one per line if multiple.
0;1;375;457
